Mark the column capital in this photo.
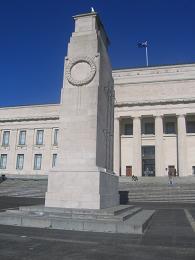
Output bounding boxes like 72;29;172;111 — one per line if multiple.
132;115;141;120
154;114;163;119
176;114;186;118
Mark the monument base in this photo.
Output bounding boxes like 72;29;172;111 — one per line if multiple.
0;205;155;234
45;170;119;209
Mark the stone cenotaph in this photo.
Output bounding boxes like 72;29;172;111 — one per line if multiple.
45;12;119;209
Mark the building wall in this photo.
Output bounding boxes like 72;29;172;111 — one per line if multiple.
1;64;195;176
0;104;60;175
113;63;195;177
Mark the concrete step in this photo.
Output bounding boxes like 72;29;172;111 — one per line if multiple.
128;198;195;203
127;194;195;198
120;185;195;189
119;176;195;184
0;205;155;235
18;205;141;221
127;190;195;194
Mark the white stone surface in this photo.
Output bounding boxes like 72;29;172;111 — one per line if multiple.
45;12;119;209
45;170;118;209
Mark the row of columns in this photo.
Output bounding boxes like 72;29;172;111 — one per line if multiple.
114;115;187;176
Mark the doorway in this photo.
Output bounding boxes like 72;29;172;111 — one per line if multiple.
126;165;132;176
168;165;176;176
142;146;155;176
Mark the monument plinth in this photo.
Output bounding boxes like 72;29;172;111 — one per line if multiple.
45;12;119;209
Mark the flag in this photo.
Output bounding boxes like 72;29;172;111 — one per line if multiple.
138;41;147;48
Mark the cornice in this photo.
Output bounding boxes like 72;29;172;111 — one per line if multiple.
115;98;195;108
0;116;59;123
112;63;195;73
114;78;195;86
0;103;60;110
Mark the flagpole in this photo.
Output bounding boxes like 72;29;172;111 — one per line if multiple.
145;46;148;67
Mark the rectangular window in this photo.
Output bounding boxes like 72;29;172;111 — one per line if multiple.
34;154;42;170
0;154;7;169
16;154;24;170
52;154;57;168
2;131;10;146
142;146;155;157
165;122;176;134
186;121;195;133
144;123;154;135
53;129;59;146
36;130;44;145
124;124;133;135
18;130;26;145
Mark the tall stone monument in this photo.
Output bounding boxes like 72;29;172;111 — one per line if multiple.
45;12;119;209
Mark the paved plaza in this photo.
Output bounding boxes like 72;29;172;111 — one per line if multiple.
0;180;195;260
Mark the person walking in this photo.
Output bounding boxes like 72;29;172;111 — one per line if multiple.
168;168;173;185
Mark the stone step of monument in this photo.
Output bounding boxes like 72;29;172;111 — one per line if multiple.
0;205;155;234
18;204;134;216
17;205;142;221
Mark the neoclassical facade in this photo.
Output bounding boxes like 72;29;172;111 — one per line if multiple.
0;63;195;177
114;63;195;177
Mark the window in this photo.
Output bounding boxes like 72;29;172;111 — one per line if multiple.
52;154;57;168
165;122;176;134
34;154;42;170
192;166;195;176
144;122;154;135
36;130;44;145
142;146;155;157
2;131;10;146
53;129;59;146
124;124;133;135
16;154;24;170
186;121;195;133
0;154;7;169
18;130;26;145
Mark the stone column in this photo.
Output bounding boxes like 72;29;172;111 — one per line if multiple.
155;115;164;176
114;117;120;175
133;117;141;176
177;114;187;176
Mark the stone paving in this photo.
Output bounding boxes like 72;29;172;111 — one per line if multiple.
0;179;195;259
0;197;194;259
0;179;47;198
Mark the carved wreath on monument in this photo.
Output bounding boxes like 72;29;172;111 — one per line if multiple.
65;56;96;86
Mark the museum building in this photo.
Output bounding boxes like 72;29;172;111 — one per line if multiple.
0;29;195;178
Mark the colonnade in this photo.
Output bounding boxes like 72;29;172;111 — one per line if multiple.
114;115;187;176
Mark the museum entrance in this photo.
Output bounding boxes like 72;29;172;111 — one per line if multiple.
142;146;155;176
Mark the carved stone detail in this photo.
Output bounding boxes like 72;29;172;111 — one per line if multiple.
65;56;96;86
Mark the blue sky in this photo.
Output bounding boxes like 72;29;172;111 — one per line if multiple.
0;0;194;107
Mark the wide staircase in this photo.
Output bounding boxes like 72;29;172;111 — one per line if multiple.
119;176;195;203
